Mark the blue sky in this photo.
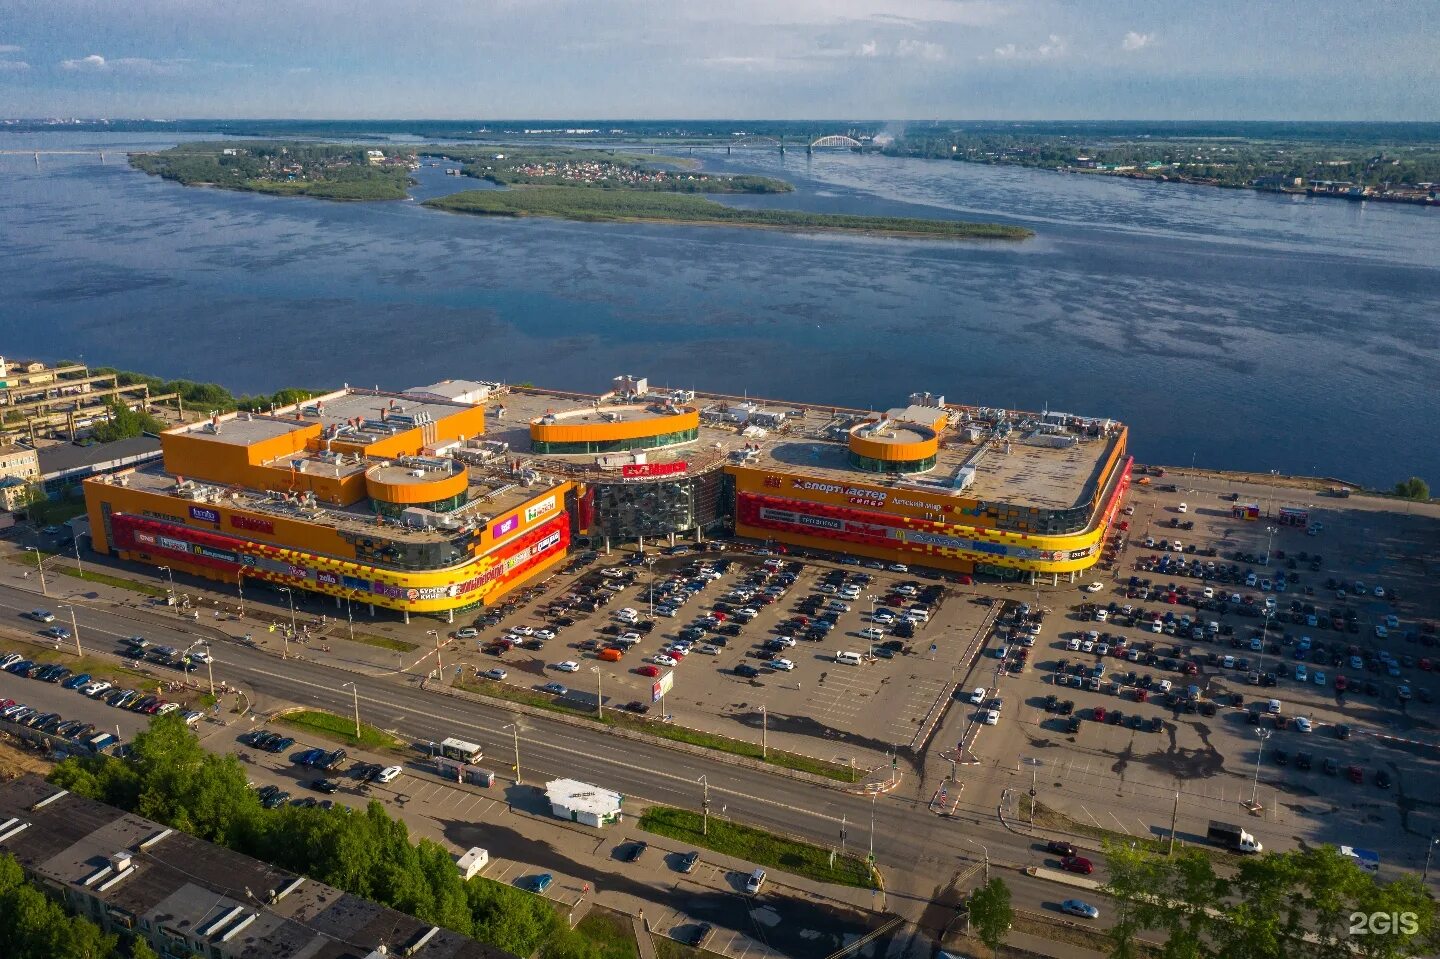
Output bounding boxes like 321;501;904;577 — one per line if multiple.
1;0;1436;120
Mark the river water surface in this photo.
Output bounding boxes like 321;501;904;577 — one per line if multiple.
1;131;1436;486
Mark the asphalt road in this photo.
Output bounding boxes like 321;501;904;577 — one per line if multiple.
0;580;1098;927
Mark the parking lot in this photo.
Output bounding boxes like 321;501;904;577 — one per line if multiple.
455;549;993;773
967;475;1440;873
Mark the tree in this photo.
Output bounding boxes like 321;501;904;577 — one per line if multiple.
89;399;164;443
967;877;1014;957
128;939;161;959
0;853;117;959
1394;477;1429;501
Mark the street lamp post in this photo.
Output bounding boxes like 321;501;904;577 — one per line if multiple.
1251;727;1271;805
181;641;216;698
236;568;246;619
158;565;175;600
645;558;657;619
591;666;604;719
759;705;767;759
277;587;297;659
1423;837;1439;883
427;629;442;679
965;838;991;884
342;681;361;739
57;604;82;658
345;590;357;642
698;775;710;836
504;721;523;785
1264;525;1277;565
869;793;878;877
24;547;47;597
72;536;84;578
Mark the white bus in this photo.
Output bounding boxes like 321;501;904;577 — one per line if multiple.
439;737;483;764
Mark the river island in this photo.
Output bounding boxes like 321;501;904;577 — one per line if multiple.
129;141;1033;240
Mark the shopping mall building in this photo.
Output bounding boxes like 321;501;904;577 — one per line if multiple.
85;376;1128;619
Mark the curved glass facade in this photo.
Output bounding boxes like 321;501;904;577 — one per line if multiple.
848;451;937;474
369;490;469;519
533;427;699;455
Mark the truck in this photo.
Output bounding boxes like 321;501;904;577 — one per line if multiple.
85;732;118;754
1207;821;1263;853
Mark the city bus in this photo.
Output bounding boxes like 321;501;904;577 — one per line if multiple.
439;737;483;764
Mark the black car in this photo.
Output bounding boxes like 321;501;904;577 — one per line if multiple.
623;841;649;863
1066;716;1083;734
1335;723;1351;740
622;701;651;714
689;923;715;948
350;762;380;781
310;778;340;794
1376;769;1392;789
735;664;761;678
1296;752;1313;770
678;851;700;873
1273;749;1289;766
1047;839;1077;857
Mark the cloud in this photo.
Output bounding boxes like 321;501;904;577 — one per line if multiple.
61;54;108;70
895;38;946;61
0;59;29;72
1122;31;1155;51
991;34;1067;60
59;54;188;74
0;44;22;54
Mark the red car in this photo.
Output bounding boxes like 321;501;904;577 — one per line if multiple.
1061;856;1094;875
1092;707;1107;723
1334;675;1348;692
636;665;662;678
1346;765;1364;784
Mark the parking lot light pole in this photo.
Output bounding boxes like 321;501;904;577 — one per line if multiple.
1251;727;1271;805
341;682;361;739
1423;837;1439;883
591;666;604;720
57;604;82;658
25;547;47;597
759;705;767;759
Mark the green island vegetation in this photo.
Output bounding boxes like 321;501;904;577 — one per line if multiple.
46;714;611;959
452;675;852;780
426;145;790;194
884;127;1440;202
130;141;417;201
638;806;873;889
0;851;148;959
71;362;324;415
275;708;405;751
426;186;1031;239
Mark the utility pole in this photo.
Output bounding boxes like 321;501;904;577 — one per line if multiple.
506;721;523;785
236;568;246;619
203;646;215;699
345;591;356;642
1251;727;1271;805
1424;837;1438;884
427;629;442;679
25;547;47;597
1030;764;1038;826
72;536;84;578
342;682;361;739
1169;788;1181;856
591;666;604;719
59;605;82;658
966;838;990;884
158;565;175;601
699;775;709;836
840;814;847;856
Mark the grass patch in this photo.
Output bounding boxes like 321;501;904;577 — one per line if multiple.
276;709;404;751
639;806;873;889
346;631;419;653
426;187;1033;240
575;908;639;959
453;678;851;781
4;552;169;598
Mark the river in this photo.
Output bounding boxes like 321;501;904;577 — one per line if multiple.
1;131;1436;487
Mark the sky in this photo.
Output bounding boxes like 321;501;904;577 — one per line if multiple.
1;0;1436;120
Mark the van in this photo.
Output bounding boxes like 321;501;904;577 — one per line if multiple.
907;607;930;622
835;651;864;666
597;648;623;662
744;868;766;894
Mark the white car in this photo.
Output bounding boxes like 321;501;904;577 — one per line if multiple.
818;584;838;595
1157;679;1173;694
617;608;639;621
1081;640;1095;654
768;658;795;671
1085;582;1104;593
1177;503;1188;513
698;644;721;655
512;625;535;637
874;609;897;623
553;660;580;672
483;668;509;680
1374;586;1385;597
1267;698;1282;714
1202;587;1215;599
983;709;1000;726
156;702;181;716
456;627;479;640
969;687;987;705
1294;717;1313;733
860;627;886;640
1094;610;1108;623
888;564;908;573
651;654;679;667
1150;620;1164;633
82;681;112;696
654;606;677;618
1122;505;1135;515
617;631;642;645
535;628;557;642
771;636;796;648
376;765;403;784
1170;541;1183;552
187;650;214;664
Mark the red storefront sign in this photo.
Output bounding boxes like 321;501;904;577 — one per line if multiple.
621;461;688;478
231;514;275;534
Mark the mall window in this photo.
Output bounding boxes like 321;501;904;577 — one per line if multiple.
848;451;937;474
533;427;698;455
